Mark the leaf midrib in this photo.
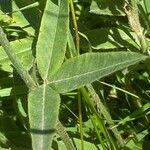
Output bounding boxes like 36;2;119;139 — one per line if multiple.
40;84;46;149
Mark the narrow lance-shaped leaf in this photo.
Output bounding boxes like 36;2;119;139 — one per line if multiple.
49;52;148;93
36;0;69;80
28;85;60;150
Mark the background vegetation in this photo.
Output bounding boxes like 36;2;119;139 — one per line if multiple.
0;0;150;150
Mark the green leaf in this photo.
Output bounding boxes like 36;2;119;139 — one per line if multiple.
125;130;149;150
0;38;33;72
0;86;26;97
143;0;150;13
68;30;77;57
117;103;150;126
12;1;39;13
0;132;15;148
9;2;33;35
81;28;140;50
0;116;31;149
90;0;125;16
28;84;60;150
36;0;69;80
0;10;12;26
49;52;148;93
55;137;103;150
13;0;40;34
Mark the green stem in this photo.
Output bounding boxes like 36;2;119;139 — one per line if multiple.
0;27;36;89
56;121;76;150
70;1;84;149
69;0;80;55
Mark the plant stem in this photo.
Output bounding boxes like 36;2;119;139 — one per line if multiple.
70;1;84;149
124;0;148;53
56;121;76;150
0;27;36;89
69;0;80;55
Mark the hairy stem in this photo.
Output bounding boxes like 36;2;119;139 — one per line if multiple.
0;27;36;89
124;1;148;53
56;121;76;150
